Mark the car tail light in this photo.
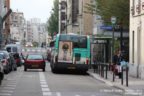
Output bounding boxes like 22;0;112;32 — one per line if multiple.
86;58;89;64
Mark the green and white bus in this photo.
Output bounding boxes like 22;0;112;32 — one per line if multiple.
50;34;90;73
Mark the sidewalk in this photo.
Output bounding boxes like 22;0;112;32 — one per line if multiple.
88;69;144;95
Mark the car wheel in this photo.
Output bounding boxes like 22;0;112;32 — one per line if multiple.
51;68;57;73
24;68;27;71
43;68;45;72
4;69;9;74
14;67;17;71
0;73;4;80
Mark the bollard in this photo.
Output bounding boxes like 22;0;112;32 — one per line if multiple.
94;63;96;73
102;64;104;78
101;64;103;77
96;64;98;73
98;64;100;75
121;66;123;85
106;65;108;79
113;65;115;82
126;66;128;87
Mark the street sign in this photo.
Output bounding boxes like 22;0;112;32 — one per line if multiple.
111;16;116;24
100;26;112;29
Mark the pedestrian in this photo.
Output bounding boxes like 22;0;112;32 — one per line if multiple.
113;50;123;78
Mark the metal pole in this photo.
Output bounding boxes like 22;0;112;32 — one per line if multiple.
106;65;108;79
113;65;115;82
112;24;115;82
126;66;128;87
121;66;123;85
120;26;123;50
112;24;115;64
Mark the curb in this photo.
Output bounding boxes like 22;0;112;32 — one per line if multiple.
87;71;130;91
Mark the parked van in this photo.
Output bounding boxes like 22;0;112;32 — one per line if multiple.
5;44;22;66
5;44;21;55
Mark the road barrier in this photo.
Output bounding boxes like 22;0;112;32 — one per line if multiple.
93;63;109;79
92;63;129;86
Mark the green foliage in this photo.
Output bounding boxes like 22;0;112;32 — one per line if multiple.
85;0;129;27
47;0;59;39
32;42;39;47
114;41;120;53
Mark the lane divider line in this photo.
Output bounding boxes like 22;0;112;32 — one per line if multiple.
39;72;52;96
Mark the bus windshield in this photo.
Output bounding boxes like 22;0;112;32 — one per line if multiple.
60;34;87;48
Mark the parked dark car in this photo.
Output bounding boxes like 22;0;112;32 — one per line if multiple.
24;54;46;71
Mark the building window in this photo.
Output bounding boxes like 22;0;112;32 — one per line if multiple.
72;0;79;23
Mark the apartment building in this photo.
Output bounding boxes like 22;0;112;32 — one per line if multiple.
130;0;144;79
26;21;33;42
0;0;11;46
27;18;47;47
10;11;26;44
59;0;93;35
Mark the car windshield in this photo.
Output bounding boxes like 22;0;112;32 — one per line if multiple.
12;47;17;52
6;47;11;52
26;42;32;45
27;55;43;60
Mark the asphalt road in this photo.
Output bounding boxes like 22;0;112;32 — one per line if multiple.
0;61;128;96
0;47;130;96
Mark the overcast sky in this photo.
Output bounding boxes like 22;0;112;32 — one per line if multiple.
10;0;54;23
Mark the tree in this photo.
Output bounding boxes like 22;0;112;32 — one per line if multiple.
86;0;129;51
85;0;129;27
32;42;39;47
47;0;59;39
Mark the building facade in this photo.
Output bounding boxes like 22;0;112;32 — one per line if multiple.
130;0;144;79
26;18;47;47
0;0;12;47
10;11;26;44
59;0;93;35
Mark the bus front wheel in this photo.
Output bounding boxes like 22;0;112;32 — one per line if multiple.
51;68;57;73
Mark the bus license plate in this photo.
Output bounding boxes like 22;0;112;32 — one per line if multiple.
67;67;76;70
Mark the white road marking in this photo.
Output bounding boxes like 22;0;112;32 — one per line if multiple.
0;93;11;96
75;95;81;96
39;72;51;96
41;85;48;88
0;90;13;93
40;80;46;82
3;87;15;90
43;92;52;96
40;82;47;85
42;88;50;91
56;92;61;96
4;85;16;87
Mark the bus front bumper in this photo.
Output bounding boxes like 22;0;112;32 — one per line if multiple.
53;62;89;71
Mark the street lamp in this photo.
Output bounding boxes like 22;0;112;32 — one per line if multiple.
111;16;116;82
